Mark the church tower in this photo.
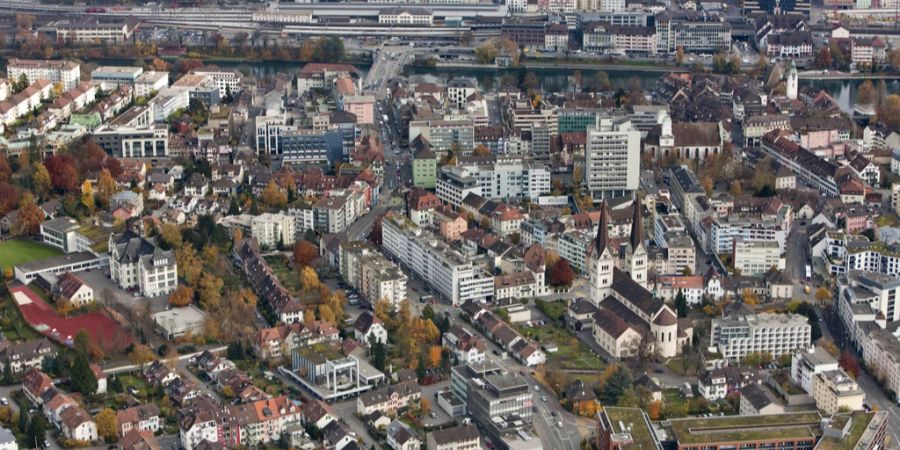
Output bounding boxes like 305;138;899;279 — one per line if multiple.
786;60;798;101
589;200;616;305
626;197;648;288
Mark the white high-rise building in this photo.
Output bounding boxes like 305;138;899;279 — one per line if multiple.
585;117;640;200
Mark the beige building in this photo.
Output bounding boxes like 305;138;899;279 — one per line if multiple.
812;369;865;415
733;238;783;276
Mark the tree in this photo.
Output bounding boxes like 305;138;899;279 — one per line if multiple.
260;180;287;208
293;240;318;268
197;273;224;309
95;408;118;442
547;258;575;287
675;290;689;318
128;344;156;368
299;266;320;292
602;366;633;404
815;287;831;305
877;95;900;130
96;168;117;209
427;345;443;368
857;80;877;105
32;162;51;200
26;416;46;446
15;13;34;30
12;192;44;237
742;288;759;306
419;398;431;416
168;285;194;307
473;144;491;157
70;351;98;395
374;299;393;324
675;46;685;65
81;180;95;212
0;155;11;184
474;41;498;64
816;47;833;69
318;304;337;324
839;350;860;378
729;180;742;197
459;30;474;46
370;339;387;371
44;155;78;192
0;183;19;216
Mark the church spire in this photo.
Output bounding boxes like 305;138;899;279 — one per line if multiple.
594;200;610;255
630;196;643;250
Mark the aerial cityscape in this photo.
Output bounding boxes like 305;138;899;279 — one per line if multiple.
0;0;897;449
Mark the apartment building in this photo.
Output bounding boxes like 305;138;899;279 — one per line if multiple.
134;71;169;97
108;230;178;297
250;213;295;249
339;241;408;308
585;117;640;200
451;156;551;201
408;119;475;153
732;239;783;276
436;166;482;208
426;424;480;450
313;191;364;234
0;80;52;127
8;59;81;90
761;130;839;197
193;69;243;97
790;346;839;393
812;369;865;415
382;213;493;305
711;311;811;361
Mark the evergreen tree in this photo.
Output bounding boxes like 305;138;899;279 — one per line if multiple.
27;416;46;446
675;290;689;318
70;351;98;396
228;196;240;215
18;409;28;434
2;362;13;385
369;337;387;372
602;367;633;404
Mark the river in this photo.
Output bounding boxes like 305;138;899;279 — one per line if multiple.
81;57;898;113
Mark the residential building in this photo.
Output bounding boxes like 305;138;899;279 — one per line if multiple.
382;213;494;306
108;230;178;297
739;383;784;415
711;311;811;361
55;272;94;307
59;406;98;442
790;346;839;393
339;241;407;308
812;369;864;414
8;59;81;90
356;380;421;416
353;312;388;345
442;326;486;364
134;71;169;98
585;117;640;199
412;144;437;189
426;424;480;450
117;403;161;437
436;167;482;208
0;339;57;374
0;427;16;450
250;213;295;249
193;70;243;97
451;156;551;201
408;119;474;154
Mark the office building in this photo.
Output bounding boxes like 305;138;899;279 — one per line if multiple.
436;166;482;208
134;71;169;98
452;156;551;201
449;362;533;447
90;66;143;91
732;238;783;276
790;346;839;394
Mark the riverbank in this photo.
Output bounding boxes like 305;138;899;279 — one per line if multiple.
431;59;687;73
798;70;900;80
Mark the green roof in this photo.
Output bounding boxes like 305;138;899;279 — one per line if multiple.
77;224;110;253
604;407;658;450
816;412;876;450
670;412;822;445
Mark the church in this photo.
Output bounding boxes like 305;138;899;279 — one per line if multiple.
588;199;693;359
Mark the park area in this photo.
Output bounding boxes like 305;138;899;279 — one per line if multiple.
0;239;62;272
9;284;132;354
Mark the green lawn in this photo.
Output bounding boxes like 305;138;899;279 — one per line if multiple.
0;239;62;272
666;356;701;376
264;255;301;295
0;294;40;341
516;323;604;371
114;374;152;399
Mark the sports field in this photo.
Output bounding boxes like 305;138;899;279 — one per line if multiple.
0;239;62;271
